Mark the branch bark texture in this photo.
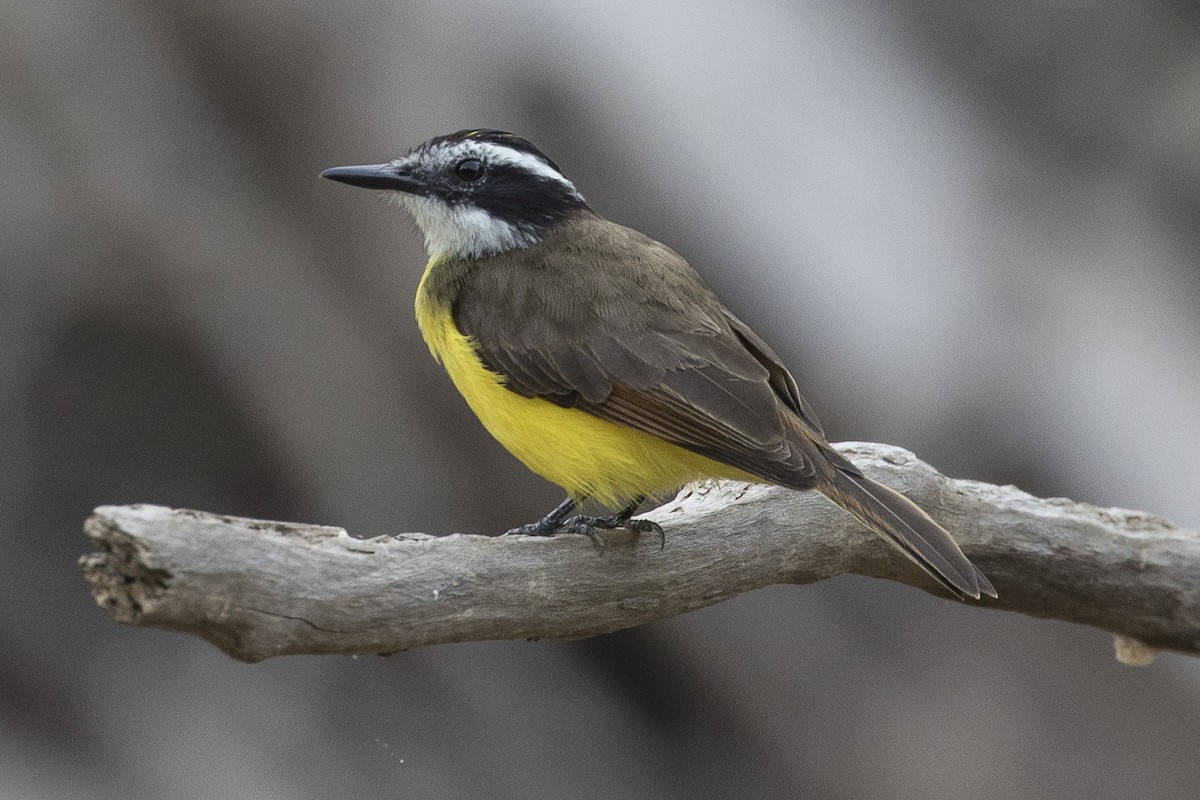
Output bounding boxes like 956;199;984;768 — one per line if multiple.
79;443;1200;663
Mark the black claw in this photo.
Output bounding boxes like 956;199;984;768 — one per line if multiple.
561;516;608;553
628;518;666;551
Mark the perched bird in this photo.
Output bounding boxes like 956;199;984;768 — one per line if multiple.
322;129;995;600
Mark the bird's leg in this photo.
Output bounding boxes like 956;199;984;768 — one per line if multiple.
504;496;577;537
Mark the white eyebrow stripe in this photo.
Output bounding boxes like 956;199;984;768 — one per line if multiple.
472;141;581;195
392;138;583;199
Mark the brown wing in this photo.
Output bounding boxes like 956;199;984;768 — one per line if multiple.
722;309;827;437
450;215;827;487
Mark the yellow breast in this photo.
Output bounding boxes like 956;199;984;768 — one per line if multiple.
414;258;747;508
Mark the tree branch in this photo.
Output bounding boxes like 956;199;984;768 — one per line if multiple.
78;442;1200;664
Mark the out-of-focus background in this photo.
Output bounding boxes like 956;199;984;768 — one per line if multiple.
4;1;1199;797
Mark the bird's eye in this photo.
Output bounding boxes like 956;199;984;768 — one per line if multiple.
454;158;484;182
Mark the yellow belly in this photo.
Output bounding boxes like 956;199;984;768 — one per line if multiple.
415;261;752;508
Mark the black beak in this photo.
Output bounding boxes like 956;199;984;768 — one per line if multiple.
320;163;420;192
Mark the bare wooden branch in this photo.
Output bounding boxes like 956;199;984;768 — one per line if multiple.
79;442;1200;663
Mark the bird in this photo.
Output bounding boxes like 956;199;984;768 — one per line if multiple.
321;129;996;600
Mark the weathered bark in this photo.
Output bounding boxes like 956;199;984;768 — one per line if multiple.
79;442;1200;664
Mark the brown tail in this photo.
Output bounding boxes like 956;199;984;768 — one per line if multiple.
815;461;996;600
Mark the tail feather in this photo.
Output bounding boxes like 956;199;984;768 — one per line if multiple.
817;465;996;600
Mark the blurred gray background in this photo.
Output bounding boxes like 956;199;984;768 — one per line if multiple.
4;0;1199;798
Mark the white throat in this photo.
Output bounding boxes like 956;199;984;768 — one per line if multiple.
397;194;537;260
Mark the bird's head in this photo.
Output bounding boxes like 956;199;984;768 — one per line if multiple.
322;129;588;260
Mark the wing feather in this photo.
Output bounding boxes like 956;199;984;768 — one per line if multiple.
452;215;822;487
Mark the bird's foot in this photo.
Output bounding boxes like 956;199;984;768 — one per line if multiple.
504;513;609;551
505;519;558;537
504;497;576;537
562;512;665;553
503;496;664;552
592;500;665;550
559;515;611;552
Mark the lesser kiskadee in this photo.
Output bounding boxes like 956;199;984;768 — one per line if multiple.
322;129;995;600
